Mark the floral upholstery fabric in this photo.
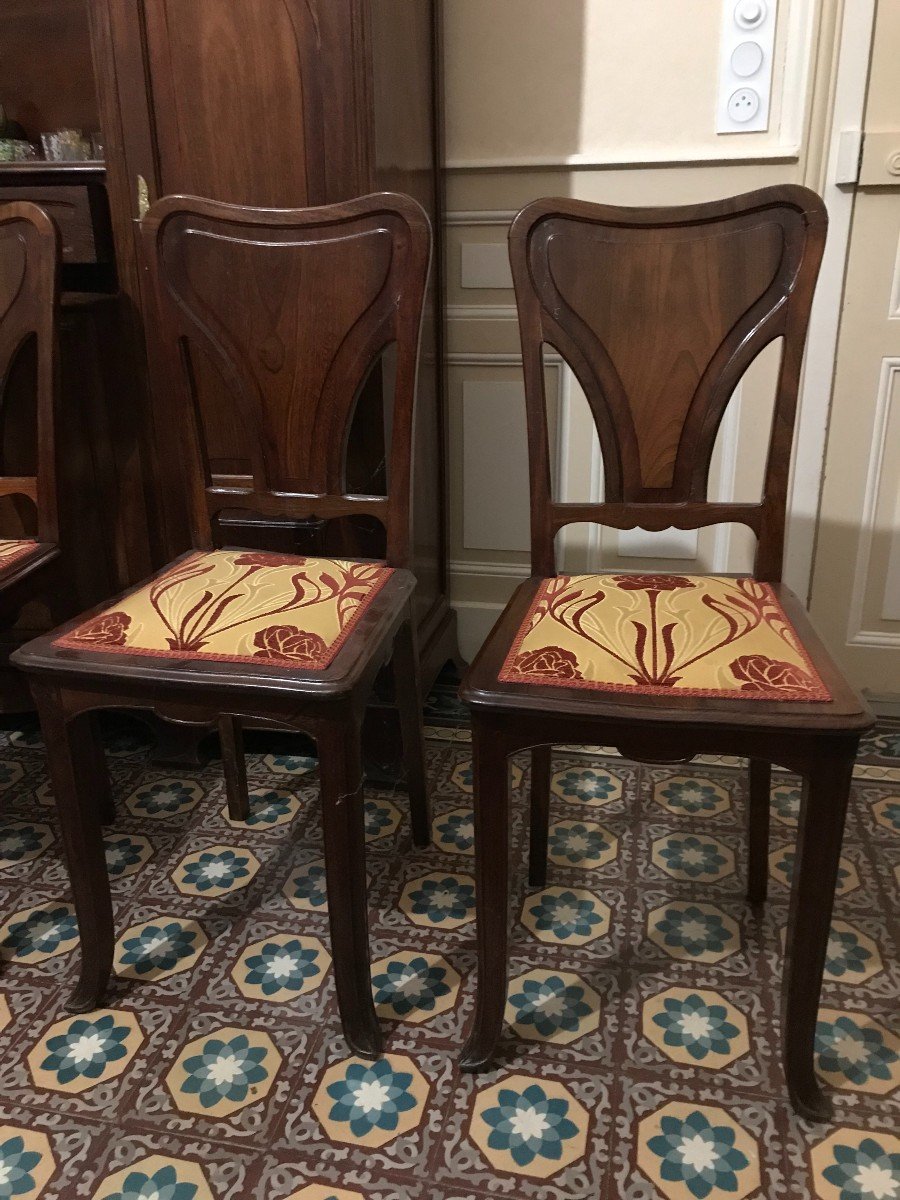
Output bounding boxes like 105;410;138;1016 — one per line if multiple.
54;550;393;670
0;539;40;572
500;574;831;701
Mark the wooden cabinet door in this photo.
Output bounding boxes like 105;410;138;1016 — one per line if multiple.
141;0;370;207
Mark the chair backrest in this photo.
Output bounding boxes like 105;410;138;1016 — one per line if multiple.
509;186;827;581
0;201;60;544
140;192;431;567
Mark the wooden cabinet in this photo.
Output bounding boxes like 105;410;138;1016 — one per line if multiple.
88;0;457;702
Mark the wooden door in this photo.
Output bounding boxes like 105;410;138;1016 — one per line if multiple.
809;2;900;697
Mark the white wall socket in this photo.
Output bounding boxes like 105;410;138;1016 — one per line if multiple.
716;0;777;134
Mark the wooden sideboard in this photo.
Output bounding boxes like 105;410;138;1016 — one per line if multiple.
0;0;458;744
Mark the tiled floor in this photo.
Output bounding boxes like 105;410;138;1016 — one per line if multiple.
0;690;897;1199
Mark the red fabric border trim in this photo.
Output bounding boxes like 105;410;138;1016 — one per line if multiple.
498;575;832;703
0;540;41;574
53;554;395;672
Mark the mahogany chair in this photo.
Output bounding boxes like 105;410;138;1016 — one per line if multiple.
12;192;432;1058
458;186;874;1120
0;202;71;701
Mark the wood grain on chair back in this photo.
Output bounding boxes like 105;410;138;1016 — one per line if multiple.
140;193;431;567
509;186;827;580
0;202;60;544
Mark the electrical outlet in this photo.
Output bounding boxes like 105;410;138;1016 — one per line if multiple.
716;0;777;134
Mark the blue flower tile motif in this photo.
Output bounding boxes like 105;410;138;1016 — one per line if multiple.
127;779;202;820
815;1010;900;1094
860;727;900;760
547;821;616;869
872;799;900;836
234;935;328;1000
315;1055;427;1147
552;767;622;808
0;903;78;963
521;887;610;946
262;752;317;775
812;1131;900;1200
433;809;475;855
364;798;402;843
104;835;152;879
93;1156;214;1200
648;903;739;963
652;834;734;882
770;847;857;894
639;1104;758;1200
175;846;259;897
471;1076;588;1177
400;873;476;928
176;1032;269;1110
31;1011;142;1093
654;776;729;817
283;860;329;911
227;788;298;829
644;988;747;1066
506;970;599;1044
115;919;205;981
771;784;801;827
451;759;522;795
0;760;24;791
0;1128;53;1200
824;923;882;983
0;820;52;866
371;952;458;1022
9;728;43;751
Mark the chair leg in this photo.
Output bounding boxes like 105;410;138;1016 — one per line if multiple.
87;713;116;827
33;688;114;1013
392;609;430;848
318;719;381;1058
460;720;510;1071
528;745;552;887
219;716;250;822
782;751;855;1121
747;757;771;904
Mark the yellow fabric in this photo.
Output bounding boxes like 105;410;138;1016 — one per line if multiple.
55;550;392;670
0;539;39;571
500;574;830;701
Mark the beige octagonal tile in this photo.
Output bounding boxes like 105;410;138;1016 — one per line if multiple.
398;872;475;929
653;775;730;818
809;1128;900;1200
769;846;859;895
92;1155;214;1200
104;833;154;880
286;1187;366;1200
432;807;475;856
771;782;801;827
222;786;300;830
450;757;523;795
637;1101;760;1200
312;1054;429;1148
28;1009;144;1095
364;796;403;843
505;968;601;1045
0;760;24;791
0;820;54;868
166;1026;281;1117
547;819;618;870
469;1073;589;1179
647;901;740;964
823;921;884;984
0;1125;56;1199
651;833;735;882
521;886;610;946
872;796;900;834
551;765;623;808
642;986;749;1068
232;934;330;1002
125;777;204;820
0;903;78;965
114;917;208;983
173;844;260;898
815;1008;900;1095
371;950;460;1024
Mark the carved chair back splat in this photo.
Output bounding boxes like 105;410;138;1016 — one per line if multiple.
458;187;873;1128
13;193;433;1062
509;187;827;581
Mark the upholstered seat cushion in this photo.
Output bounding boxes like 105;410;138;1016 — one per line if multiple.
54;550;393;670
500;574;831;701
0;539;43;573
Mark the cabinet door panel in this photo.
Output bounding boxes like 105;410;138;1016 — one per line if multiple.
143;0;367;207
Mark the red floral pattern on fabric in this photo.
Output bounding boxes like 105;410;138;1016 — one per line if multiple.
509;646;583;681
252;625;329;666
69;611;132;647
729;654;823;697
612;575;696;593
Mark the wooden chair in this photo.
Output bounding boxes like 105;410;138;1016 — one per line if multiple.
12;192;432;1058
457;186;874;1121
0;202;71;702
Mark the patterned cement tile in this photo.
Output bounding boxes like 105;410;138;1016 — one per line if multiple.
0;711;896;1198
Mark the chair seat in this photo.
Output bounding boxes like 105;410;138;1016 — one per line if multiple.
463;574;871;731
0;539;55;578
14;549;413;695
